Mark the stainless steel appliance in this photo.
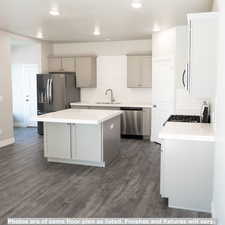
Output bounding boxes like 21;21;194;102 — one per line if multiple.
37;72;80;135
121;107;143;138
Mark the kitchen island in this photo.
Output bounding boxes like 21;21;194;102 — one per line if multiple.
36;109;122;167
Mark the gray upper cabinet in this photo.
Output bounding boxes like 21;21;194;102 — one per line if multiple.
48;57;62;72
48;57;75;72
127;55;152;88
76;56;97;88
62;57;76;72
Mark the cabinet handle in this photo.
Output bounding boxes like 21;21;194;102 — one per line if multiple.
182;69;186;88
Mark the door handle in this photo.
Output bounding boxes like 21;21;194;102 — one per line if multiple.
182;69;186;88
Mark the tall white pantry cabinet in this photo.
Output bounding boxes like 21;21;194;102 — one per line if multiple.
185;12;219;98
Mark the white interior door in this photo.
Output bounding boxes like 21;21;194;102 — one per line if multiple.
23;64;39;127
151;57;176;143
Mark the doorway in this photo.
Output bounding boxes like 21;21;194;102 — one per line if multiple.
12;64;39;127
10;39;41;128
151;57;176;143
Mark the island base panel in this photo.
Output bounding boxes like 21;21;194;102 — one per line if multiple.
48;158;105;168
103;115;120;165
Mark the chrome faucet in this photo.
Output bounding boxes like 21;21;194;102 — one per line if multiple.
105;89;115;103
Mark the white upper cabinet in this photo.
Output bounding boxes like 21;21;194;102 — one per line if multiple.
187;13;219;98
127;55;152;88
75;56;97;88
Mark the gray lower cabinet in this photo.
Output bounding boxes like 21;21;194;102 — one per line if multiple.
43;116;121;167
71;124;102;162
44;122;71;159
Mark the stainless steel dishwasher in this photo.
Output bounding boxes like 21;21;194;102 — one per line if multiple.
120;107;143;137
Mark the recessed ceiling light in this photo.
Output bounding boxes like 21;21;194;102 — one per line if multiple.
93;27;101;36
131;0;142;9
152;24;161;32
37;31;43;39
49;8;60;16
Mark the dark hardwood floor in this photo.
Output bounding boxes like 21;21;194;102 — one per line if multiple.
0;128;210;224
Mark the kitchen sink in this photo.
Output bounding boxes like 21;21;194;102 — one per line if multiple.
96;102;121;105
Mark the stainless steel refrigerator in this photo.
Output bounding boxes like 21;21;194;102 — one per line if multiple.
37;72;80;135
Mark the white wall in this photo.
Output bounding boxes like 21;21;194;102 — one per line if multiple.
0;31;14;147
212;0;225;224
52;40;152;103
52;39;151;56
82;56;151;103
41;41;53;73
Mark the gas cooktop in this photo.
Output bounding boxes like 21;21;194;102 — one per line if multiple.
167;115;201;123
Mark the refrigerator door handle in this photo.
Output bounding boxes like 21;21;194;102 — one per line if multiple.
46;78;50;104
49;79;53;104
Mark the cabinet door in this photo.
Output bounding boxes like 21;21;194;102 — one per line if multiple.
76;57;97;88
127;56;142;87
44;122;71;159
62;57;75;72
71;124;102;162
188;14;218;98
141;56;152;88
48;57;62;72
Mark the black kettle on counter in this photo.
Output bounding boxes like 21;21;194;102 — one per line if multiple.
201;101;210;123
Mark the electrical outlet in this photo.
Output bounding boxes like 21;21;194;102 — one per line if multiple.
0;96;3;102
0;129;2;135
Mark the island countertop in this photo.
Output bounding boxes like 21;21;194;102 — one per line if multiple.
36;109;122;125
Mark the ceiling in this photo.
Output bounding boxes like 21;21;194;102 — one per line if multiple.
0;0;213;42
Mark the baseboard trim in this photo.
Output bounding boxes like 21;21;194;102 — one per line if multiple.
0;137;15;148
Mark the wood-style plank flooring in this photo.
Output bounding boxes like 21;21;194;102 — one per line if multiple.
0;128;210;224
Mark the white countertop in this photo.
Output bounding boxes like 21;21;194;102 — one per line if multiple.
70;102;152;108
159;122;215;142
35;109;122;125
